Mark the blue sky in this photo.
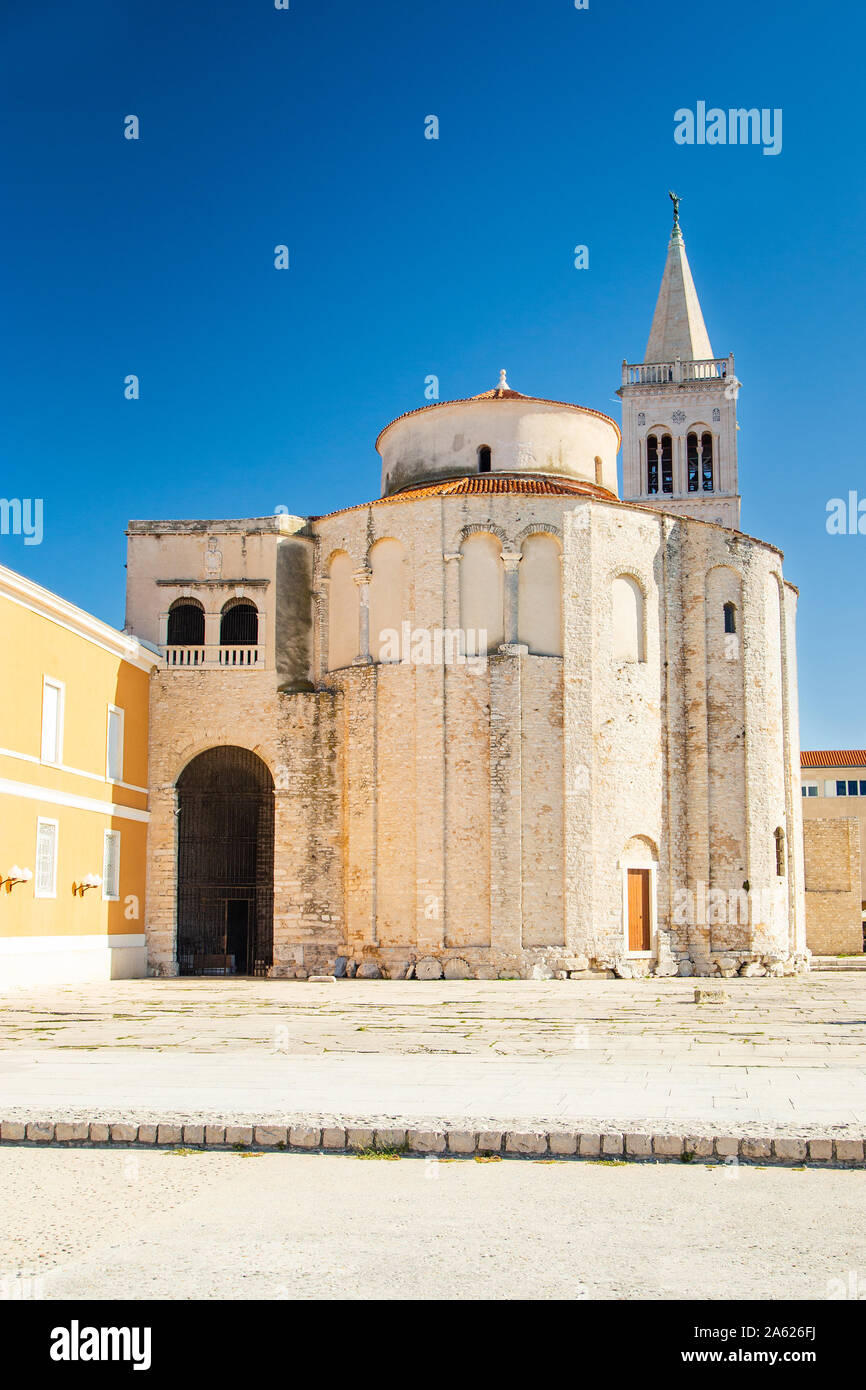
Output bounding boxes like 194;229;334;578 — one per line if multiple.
2;0;864;745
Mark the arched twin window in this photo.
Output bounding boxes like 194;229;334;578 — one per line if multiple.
220;598;258;646
646;434;672;495
687;431;714;492
167;599;205;646
166;597;259;652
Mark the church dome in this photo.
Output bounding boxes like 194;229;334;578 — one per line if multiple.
375;371;621;498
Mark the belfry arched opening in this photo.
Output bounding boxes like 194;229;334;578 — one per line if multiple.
176;746;274;976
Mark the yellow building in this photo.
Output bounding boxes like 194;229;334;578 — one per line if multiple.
0;562;158;987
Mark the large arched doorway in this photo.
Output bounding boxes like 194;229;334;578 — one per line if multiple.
176;747;274;976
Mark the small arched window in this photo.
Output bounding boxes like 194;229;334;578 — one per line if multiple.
220;599;258;646
478;445;492;473
594;456;603;485
167;599;205;646
687;433;699;492
701;432;714;492
723;602;737;634
774;826;786;877
646;435;659;494
660;434;673;493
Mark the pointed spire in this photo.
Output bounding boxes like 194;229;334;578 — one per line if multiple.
644;194;713;362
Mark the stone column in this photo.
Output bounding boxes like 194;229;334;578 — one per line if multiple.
500;550;527;653
443;552;462;631
562;507;595;960
488;654;523;959
315;577;329;679
681;531;712;970
343;671;378;951
145;784;179;976
353;569;373;664
204;611;220;663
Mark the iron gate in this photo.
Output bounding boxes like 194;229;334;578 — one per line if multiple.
176;746;274;976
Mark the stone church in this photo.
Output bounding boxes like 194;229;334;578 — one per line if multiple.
126;203;808;981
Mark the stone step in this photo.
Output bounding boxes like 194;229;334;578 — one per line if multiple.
811;956;866;971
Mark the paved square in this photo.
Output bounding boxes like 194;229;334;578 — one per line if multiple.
1;974;865;1137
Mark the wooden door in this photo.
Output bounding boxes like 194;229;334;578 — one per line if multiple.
627;869;651;951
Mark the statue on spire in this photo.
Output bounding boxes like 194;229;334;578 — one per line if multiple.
668;189;681;230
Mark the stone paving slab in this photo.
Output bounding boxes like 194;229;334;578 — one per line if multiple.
1;975;865;1143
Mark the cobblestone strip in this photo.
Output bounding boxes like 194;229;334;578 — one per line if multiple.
1;1119;863;1166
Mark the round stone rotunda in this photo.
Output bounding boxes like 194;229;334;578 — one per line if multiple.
127;218;808;983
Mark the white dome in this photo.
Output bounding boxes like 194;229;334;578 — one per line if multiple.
375;375;621;498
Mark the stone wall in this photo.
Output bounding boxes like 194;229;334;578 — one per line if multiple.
131;487;807;980
803;817;862;956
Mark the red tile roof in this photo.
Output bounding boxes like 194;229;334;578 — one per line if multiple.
390;474;617;500
313;474;617;521
801;751;866;769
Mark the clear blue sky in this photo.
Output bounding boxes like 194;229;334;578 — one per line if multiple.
2;0;864;746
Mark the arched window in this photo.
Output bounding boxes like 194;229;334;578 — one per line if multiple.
594;456;604;485
687;432;699;492
660;434;673;493
701;432;714;491
611;576;645;662
460;532;504;654
220;599;258;646
723;602;737;634
167;599;205;646
368;537;405;662
646;435;659;494
327;551;357;671
478;445;492;473
518;533;562;656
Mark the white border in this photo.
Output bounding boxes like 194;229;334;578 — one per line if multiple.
0;778;149;824
0;933;145;955
0;563;159;673
0;746;147;796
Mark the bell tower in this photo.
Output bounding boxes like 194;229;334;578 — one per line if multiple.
619;194;741;529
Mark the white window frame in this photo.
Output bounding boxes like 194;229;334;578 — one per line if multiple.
102;829;121;902
106;705;125;783
40;676;65;766
620;860;658;958
34;817;59;899
801;782;819;798
824;780;837;797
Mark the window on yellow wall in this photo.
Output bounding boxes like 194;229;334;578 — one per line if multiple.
35;818;58;898
107;706;124;781
41;678;64;764
102;830;120;901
